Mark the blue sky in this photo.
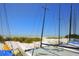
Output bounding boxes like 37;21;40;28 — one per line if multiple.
0;3;79;37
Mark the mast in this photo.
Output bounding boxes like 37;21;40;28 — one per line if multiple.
40;4;47;47
69;4;72;42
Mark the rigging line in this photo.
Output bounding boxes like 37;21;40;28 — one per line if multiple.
3;3;14;51
40;4;47;47
32;42;35;56
3;4;11;37
69;4;72;42
73;6;76;41
73;8;76;34
32;48;34;56
0;10;4;36
58;4;61;45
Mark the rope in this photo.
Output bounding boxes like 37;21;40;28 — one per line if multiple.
58;4;61;45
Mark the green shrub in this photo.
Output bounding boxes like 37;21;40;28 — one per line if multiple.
0;35;4;43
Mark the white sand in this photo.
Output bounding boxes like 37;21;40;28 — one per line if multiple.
5;38;69;50
0;43;3;50
43;38;69;44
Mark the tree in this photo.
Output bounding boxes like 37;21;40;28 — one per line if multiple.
65;34;79;39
